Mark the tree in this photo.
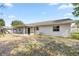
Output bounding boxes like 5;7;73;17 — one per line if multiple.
72;4;79;28
0;19;5;27
0;4;5;9
72;3;79;17
0;4;6;35
0;19;5;34
11;20;25;27
0;4;6;17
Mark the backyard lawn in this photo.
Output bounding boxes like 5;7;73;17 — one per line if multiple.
0;34;79;56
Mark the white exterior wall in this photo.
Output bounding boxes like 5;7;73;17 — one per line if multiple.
14;23;72;37
36;23;71;37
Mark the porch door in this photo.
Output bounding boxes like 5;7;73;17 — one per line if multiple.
28;28;30;34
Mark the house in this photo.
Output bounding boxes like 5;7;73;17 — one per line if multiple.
0;26;13;34
12;18;74;37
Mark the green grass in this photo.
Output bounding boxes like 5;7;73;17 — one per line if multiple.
71;32;79;40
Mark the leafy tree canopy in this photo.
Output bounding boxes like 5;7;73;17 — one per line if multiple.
11;20;25;27
72;3;79;27
72;3;79;17
0;19;5;27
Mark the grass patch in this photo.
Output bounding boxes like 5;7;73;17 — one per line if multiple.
10;41;79;56
70;32;79;40
32;34;54;39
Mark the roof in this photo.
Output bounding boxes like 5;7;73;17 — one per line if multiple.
27;18;73;26
12;18;73;28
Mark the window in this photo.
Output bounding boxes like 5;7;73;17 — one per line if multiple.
36;27;39;30
19;28;22;31
53;26;60;31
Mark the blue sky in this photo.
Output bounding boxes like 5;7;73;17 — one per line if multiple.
0;3;78;26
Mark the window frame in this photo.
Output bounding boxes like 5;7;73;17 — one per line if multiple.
53;25;60;32
36;27;39;30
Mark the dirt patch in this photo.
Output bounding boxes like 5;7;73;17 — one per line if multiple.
0;34;79;56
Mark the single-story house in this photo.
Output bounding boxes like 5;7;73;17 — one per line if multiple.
12;18;74;37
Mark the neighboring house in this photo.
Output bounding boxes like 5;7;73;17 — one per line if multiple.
12;18;74;37
71;23;79;32
0;26;13;34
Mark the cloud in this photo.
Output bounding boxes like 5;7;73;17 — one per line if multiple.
58;4;73;10
8;15;16;19
62;13;74;19
4;3;13;7
48;3;59;6
64;13;73;17
65;13;73;16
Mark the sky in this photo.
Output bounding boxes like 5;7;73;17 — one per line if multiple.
0;3;78;26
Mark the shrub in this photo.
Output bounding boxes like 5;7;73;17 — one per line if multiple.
71;32;79;40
